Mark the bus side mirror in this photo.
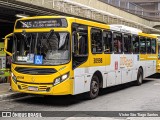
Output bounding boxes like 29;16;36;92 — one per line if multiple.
4;33;14;56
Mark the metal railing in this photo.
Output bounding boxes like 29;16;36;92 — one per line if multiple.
99;0;160;21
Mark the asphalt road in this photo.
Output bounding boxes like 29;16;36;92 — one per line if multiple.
1;75;160;120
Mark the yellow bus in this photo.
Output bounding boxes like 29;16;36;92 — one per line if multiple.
4;16;158;99
150;34;160;73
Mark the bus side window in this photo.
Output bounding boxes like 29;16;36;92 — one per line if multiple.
140;37;146;54
132;35;139;53
72;24;88;56
146;38;151;54
91;28;102;53
124;34;132;53
151;39;156;54
113;32;122;53
103;31;112;53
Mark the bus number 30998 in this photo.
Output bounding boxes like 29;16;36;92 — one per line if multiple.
94;58;103;63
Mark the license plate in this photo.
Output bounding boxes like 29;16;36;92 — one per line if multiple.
28;86;38;91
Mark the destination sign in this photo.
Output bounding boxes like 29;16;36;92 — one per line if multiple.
16;18;67;28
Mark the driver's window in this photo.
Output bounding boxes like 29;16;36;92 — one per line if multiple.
72;23;88;56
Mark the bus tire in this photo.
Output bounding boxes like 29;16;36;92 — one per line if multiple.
135;68;143;86
85;75;100;99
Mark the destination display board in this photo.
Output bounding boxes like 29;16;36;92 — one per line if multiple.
15;18;68;28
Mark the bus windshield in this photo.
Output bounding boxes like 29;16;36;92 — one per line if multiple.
12;31;70;65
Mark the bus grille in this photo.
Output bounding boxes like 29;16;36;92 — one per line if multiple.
20;84;28;90
15;67;57;75
18;83;51;92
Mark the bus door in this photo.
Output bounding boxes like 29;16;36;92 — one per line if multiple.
72;23;89;94
121;34;133;83
103;31;116;86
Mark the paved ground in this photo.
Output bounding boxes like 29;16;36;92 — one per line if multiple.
1;77;160;120
0;83;11;94
0;83;26;101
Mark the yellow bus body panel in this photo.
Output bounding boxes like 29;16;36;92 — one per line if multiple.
157;60;160;73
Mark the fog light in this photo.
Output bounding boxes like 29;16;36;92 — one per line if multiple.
18;85;21;90
46;87;50;92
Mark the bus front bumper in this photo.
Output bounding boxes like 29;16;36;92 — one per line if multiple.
11;78;72;95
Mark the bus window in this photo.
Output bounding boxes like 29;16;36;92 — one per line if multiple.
91;28;102;53
113;32;122;53
124;34;132;53
151;39;156;54
103;31;112;53
140;37;146;54
72;24;88;56
146;38;151;54
132;35;139;53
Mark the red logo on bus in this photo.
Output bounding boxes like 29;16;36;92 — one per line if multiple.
115;61;118;70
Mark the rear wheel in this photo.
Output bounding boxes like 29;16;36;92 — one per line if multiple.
85;75;100;99
135;68;143;86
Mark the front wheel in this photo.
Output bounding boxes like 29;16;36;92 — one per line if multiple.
85;75;100;99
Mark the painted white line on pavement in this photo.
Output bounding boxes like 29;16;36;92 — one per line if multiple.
126;117;160;120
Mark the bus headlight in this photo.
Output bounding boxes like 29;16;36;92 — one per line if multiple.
53;72;69;86
11;73;17;84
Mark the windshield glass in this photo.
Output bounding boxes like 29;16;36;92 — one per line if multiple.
12;31;70;65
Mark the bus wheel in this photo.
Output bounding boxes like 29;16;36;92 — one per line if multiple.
135;68;143;86
86;75;99;99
